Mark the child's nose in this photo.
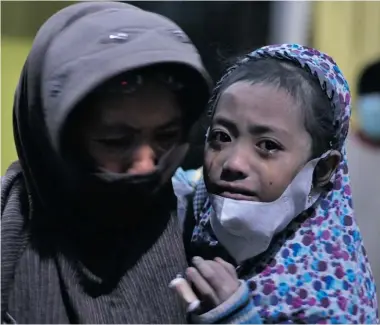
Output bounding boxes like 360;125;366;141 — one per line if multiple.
128;144;156;175
221;151;250;181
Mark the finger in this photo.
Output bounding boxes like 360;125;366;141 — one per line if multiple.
192;256;230;286
169;276;200;308
192;257;234;297
214;257;238;279
186;266;220;306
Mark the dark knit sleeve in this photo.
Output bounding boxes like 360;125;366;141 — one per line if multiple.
190;280;262;324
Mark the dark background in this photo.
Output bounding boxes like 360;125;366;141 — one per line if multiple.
131;1;270;80
2;1;270;81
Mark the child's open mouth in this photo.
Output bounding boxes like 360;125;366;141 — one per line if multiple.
216;185;258;201
220;191;258;201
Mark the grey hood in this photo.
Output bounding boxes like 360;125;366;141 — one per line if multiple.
13;1;211;216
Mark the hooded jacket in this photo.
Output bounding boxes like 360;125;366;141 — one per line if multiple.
1;2;211;323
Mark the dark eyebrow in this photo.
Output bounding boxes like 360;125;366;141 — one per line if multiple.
213;115;289;137
248;124;290;137
212;116;239;136
98;123;138;134
97;117;182;134
156;117;182;131
248;124;273;135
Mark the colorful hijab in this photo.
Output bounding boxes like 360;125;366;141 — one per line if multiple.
175;44;379;323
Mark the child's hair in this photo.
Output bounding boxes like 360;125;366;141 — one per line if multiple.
209;58;336;158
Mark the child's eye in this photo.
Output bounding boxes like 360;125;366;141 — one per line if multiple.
257;140;281;153
208;130;231;143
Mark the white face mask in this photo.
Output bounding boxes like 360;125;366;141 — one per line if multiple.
209;153;329;263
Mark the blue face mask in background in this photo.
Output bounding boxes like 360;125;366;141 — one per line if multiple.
357;93;380;140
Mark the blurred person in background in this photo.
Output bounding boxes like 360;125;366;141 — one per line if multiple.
353;60;380;146
1;2;211;324
347;59;380;303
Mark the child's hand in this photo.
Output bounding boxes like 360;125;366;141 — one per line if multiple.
186;256;240;309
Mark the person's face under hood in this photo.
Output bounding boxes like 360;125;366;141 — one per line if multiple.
69;74;184;177
61;70;192;229
12;2;211;230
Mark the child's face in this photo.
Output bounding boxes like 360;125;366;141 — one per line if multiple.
204;81;312;202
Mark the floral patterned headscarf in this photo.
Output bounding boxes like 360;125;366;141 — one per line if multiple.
175;44;379;323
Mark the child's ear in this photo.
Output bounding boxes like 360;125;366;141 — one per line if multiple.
313;150;341;188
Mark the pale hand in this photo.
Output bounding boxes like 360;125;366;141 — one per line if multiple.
186;256;240;310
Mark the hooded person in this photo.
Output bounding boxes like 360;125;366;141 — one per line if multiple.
172;44;378;323
1;2;211;324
